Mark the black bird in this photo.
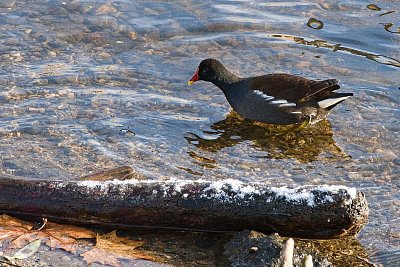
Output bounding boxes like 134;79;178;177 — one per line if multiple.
188;59;353;127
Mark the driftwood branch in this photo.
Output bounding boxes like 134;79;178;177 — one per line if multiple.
0;172;368;239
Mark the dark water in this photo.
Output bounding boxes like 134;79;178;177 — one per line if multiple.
0;0;399;265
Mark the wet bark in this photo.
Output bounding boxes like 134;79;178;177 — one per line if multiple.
0;174;368;239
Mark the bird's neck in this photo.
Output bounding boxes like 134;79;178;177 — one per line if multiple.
212;69;242;91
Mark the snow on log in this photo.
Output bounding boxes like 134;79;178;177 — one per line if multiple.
0;177;368;239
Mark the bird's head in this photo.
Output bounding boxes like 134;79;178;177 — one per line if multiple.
188;58;225;85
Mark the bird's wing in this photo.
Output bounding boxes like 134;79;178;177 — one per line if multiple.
249;74;340;103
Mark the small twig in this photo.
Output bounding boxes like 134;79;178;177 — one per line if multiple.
38;218;47;231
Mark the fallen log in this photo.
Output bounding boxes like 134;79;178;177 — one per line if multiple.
0;175;368;239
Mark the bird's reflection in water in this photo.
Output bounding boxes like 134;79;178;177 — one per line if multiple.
186;112;348;163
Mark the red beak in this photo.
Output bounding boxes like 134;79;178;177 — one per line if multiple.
188;68;199;86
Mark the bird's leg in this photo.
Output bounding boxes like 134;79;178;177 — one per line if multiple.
259;118;310;136
268;119;309;136
289;119;310;133
263;121;306;136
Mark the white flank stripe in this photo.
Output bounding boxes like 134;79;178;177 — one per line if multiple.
291;111;302;114
279;103;297;107
253;90;296;107
271;100;288;104
253;90;274;100
318;96;350;108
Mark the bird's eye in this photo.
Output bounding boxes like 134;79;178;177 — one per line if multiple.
202;68;208;73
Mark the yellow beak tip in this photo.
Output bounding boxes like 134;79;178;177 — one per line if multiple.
187;81;194;86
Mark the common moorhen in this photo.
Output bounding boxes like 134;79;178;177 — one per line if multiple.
188;59;353;126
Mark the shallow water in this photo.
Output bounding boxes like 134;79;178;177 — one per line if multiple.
0;0;399;265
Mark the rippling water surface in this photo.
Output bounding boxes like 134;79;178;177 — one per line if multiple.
0;0;399;265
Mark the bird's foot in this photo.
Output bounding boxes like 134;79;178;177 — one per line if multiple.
267;119;309;136
289;119;310;133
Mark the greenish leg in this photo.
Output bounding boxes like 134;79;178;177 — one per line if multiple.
266;119;309;136
289;119;310;133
